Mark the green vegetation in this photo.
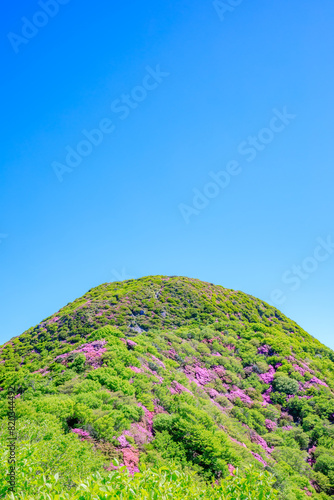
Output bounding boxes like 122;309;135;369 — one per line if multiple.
1;461;278;499
1;275;334;499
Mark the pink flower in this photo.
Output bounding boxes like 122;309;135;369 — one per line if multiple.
250;431;273;454
31;367;50;376
137;403;155;433
127;339;137;349
166;349;177;359
292;364;307;376
251;452;267;467
228;464;236;475
225;344;235;352
262;386;272;400
207;388;219;398
117;435;130;448
194;366;215;386
227;387;252;405
150;355;165;368
130;366;141;374
259;365;275;384
122;447;140;475
309;376;328;387
257;345;270;355
229;436;267;466
123;423;154;447
265;419;277;432
171;381;192;394
71;428;91;441
48;316;60;324
54;340;107;369
213;366;225;377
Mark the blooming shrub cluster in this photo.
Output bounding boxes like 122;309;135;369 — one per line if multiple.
265;419;277;432
71;428;91;441
259;365;275;384
257;345;270;355
54;340;107;369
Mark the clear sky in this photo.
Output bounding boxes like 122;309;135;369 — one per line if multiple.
1;0;334;349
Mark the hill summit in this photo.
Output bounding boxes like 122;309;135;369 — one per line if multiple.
1;276;334;499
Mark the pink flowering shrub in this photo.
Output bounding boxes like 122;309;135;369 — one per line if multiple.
117;435;130;448
251;452;268;467
259;365;275;384
122;447;140;475
258;345;270;355
47;316;60;324
130;366;141;373
292;364;307;376
207;388;219;398
137;403;155;433
265;419;277;432
171;380;192;394
309;376;328;387
229;436;267;466
150;355;165;368
31;367;50;376
228;464;236;475
213;366;225;377
126;339;137;350
165;348;177;359
249;431;273;454
188;366;215;385
225;344;235;352
71;428;91;441
307;446;317;465
121;421;156;448
227;388;253;406
54;340;107;369
262;387;272;404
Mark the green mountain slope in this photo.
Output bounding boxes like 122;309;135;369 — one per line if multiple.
1;276;334;499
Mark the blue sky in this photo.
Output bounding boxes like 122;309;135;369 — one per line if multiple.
1;0;334;349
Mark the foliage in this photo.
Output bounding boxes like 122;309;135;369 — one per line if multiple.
1;275;334;499
2;463;278;499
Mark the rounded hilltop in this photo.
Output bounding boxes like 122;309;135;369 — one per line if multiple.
30;274;314;344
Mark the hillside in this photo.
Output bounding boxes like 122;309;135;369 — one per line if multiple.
1;276;334;499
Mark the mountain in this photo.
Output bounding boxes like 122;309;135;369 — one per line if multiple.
1;276;334;499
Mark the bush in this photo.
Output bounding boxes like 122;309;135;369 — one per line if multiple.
0;416;105;496
272;376;299;395
1;464;279;499
314;453;334;488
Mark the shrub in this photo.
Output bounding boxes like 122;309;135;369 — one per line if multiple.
0;463;279;499
272;376;299;395
314;453;334;488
